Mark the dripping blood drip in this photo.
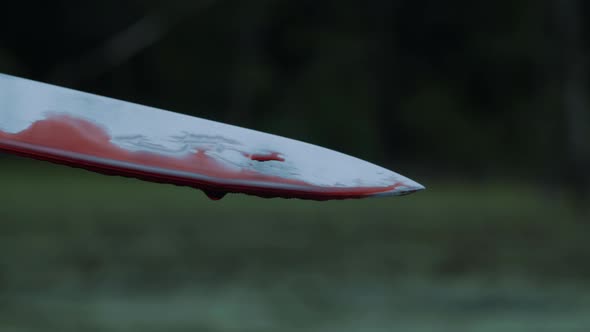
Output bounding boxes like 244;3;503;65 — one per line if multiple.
203;190;227;201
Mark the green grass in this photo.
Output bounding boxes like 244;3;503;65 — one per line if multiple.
0;157;589;331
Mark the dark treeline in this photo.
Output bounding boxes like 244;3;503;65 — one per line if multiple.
0;0;589;198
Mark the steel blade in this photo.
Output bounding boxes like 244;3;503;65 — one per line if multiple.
0;74;424;200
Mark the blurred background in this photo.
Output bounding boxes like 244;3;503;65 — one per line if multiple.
1;0;590;331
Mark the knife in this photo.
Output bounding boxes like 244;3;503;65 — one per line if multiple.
0;74;424;200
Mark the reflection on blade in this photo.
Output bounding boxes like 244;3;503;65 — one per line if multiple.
0;74;424;200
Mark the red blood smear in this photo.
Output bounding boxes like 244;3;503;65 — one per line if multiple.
0;115;407;200
248;152;285;162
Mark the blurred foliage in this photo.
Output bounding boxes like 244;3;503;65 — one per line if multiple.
1;160;589;331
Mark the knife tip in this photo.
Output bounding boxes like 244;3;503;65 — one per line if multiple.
373;178;426;198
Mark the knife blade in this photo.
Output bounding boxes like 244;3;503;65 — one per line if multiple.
0;73;424;200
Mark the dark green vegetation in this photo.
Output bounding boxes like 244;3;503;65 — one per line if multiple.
1;159;589;331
